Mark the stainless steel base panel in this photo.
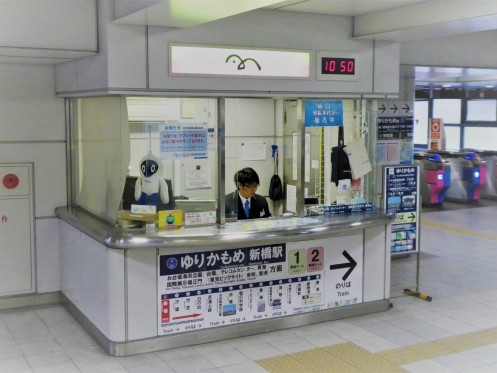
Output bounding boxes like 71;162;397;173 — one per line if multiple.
62;294;391;357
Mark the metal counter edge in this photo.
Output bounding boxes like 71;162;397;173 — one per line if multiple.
55;206;393;250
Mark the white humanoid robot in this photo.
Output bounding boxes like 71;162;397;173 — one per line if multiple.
134;153;169;208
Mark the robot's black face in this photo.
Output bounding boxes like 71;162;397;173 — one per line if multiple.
140;159;159;177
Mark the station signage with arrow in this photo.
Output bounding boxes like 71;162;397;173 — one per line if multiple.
324;234;363;308
376;100;414;165
158;235;365;336
378;100;411;117
329;250;357;281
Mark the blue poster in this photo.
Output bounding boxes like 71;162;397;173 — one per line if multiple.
304;100;343;127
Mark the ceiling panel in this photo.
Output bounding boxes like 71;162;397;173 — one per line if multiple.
264;0;426;16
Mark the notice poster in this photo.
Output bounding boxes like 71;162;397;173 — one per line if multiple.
377;101;414;165
383;165;420;254
157;236;363;335
429;118;444;150
160;123;208;159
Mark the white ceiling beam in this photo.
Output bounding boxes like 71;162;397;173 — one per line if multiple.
113;0;287;28
354;1;497;41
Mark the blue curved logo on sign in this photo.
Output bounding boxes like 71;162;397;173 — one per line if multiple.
166;257;178;270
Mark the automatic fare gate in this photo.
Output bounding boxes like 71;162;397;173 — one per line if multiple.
429;150;486;202
472;150;497;199
414;151;449;206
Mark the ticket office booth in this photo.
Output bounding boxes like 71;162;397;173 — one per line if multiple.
55;6;400;356
57;95;392;356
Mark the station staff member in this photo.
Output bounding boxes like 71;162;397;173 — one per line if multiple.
225;167;271;219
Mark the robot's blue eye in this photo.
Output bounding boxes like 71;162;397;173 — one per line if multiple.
141;160;159;177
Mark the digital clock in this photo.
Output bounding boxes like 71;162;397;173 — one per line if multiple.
316;51;359;81
321;57;355;75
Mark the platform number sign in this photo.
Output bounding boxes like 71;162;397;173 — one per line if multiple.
307;247;323;272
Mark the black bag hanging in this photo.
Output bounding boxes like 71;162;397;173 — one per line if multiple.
330;126;352;186
269;146;284;201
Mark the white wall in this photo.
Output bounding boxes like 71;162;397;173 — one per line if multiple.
225;98;278;198
400;29;497;68
0;0;97;64
0;63;66;293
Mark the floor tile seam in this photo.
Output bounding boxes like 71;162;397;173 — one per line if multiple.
17;312;73;366
421;220;497;241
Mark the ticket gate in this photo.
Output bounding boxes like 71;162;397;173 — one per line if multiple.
414;152;449;206
429;150;486;202
467;150;497;199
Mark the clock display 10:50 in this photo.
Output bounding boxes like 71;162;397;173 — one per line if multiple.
321;57;355;75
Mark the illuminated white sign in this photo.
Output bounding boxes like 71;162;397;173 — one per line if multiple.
170;44;310;79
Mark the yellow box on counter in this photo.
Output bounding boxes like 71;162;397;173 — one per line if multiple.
158;209;183;227
116;210;157;222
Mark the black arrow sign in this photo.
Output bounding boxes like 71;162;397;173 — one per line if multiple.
330;250;357;281
390;103;398;114
402;104;410;113
379;104;386;114
409;212;415;221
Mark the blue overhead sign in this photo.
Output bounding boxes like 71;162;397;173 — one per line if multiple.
304;100;343;127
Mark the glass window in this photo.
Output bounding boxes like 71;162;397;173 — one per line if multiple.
467;100;497;121
71;96;220;227
126;97;219;226
71;97;130;224
433;99;461;124
465;127;497;151
414;100;429;145
444;126;460;150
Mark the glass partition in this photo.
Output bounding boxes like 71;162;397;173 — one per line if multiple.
70;96;219;227
467;99;497;121
286;99;376;215
70;97;130;224
433;98;461;124
69;96;379;228
465;127;497;150
125;97;219;227
414;100;429;146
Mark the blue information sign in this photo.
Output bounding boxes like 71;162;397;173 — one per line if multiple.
383;165;420;254
304;100;343;127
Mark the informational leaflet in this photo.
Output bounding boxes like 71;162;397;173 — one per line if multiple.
383;165;420;254
376;101;414;165
157;235;363;336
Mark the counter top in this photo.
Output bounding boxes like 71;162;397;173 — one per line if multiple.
56;206;393;250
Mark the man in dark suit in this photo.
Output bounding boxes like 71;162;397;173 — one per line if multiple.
225;167;271;219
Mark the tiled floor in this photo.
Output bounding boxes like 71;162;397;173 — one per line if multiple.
2;204;497;372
